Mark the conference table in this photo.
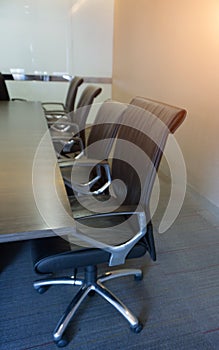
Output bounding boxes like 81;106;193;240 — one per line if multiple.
0;100;74;243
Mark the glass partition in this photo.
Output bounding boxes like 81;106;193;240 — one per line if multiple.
1;0;72;76
0;0;114;106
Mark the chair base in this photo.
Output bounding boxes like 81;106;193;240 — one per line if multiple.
33;266;143;347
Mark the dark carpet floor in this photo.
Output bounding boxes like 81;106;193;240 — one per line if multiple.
0;179;219;349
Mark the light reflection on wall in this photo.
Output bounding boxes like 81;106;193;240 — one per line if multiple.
71;0;88;15
0;0;72;75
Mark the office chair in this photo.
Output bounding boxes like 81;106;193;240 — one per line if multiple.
54;100;127;194
42;76;84;120
0;72;30;102
31;97;186;347
0;73;10;101
49;85;102;148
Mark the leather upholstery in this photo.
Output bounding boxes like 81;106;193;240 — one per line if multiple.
60;100;126;187
85;100;126;158
0;73;10;101
50;85;102;145
70;85;102;143
130;97;186;133
65;76;84;113
112;98;187;209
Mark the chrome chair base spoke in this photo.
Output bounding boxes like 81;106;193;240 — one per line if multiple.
34;277;83;289
53;285;92;342
34;266;143;344
98;268;143;283
95;281;139;327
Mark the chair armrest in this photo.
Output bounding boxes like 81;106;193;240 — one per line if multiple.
52;136;84;156
42;102;65;111
69;205;147;266
58;158;108;167
74;161;111;195
45;110;67;116
62;137;84;155
49;120;79;134
79;204;143;219
11;98;27;101
59;159;111;195
59;158;111;194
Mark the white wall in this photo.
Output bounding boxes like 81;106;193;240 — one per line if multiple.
112;0;219;208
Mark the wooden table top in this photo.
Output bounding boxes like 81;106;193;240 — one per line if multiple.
0;101;74;242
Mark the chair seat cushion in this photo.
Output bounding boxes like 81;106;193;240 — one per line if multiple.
31;236;147;274
32;195;148;274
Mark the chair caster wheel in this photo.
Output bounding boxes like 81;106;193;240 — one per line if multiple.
88;290;95;297
134;273;143;281
35;286;50;294
55;337;68;348
131;322;143;334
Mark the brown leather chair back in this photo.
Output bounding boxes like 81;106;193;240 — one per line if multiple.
0;73;10;101
112;97;187;210
71;85;102;144
86;100;127;160
65;76;83;113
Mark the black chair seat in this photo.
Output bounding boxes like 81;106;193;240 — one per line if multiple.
32;236;147;274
